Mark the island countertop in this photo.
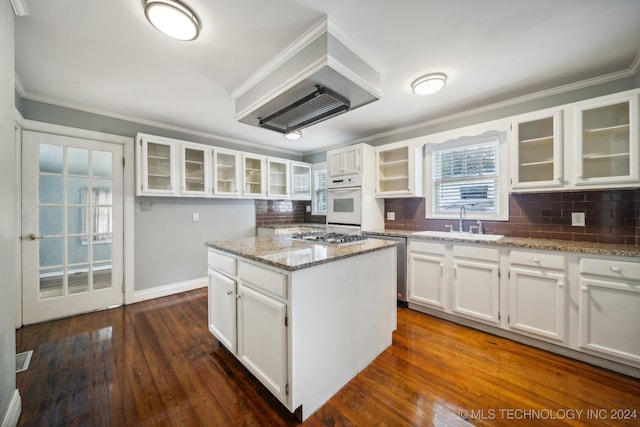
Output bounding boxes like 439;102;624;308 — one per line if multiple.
206;235;398;271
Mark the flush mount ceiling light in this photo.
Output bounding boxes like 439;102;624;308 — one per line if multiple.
284;130;302;140
144;0;200;41
411;73;447;95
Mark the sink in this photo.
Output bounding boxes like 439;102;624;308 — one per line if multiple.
412;230;504;241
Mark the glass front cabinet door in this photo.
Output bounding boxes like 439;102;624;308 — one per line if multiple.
290;161;311;200
243;154;266;197
575;93;638;186
181;143;211;196
511;108;563;191
213;148;240;196
136;135;177;195
267;158;290;198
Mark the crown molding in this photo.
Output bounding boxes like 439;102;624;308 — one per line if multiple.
630;51;640;74
14;73;26;97
10;0;29;16
18;92;302;157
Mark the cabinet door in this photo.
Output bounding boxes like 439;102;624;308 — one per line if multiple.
452;259;500;325
575;94;638;185
208;269;237;353
267;158;290;198
509;267;566;343
213;149;240;196
511;109;563;190
290;162;311;199
181;143;211;196
138;138;177;195
328;150;345;177
408;252;446;310
579;277;640;365
342;146;360;175
242;154;266;197
237;284;288;403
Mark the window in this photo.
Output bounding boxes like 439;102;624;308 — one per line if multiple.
427;130;508;220
312;163;327;215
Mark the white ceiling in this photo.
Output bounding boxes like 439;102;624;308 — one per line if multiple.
14;0;640;155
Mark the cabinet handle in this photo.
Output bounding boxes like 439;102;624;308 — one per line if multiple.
226;291;233;296
611;265;621;273
532;257;541;263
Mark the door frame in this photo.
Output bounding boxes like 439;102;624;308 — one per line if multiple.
14;116;135;327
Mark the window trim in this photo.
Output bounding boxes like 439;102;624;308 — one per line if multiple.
311;162;327;216
425;126;509;221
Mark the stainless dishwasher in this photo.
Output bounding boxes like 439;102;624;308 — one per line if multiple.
363;233;407;305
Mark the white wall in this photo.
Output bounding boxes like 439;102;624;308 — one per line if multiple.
0;0;18;424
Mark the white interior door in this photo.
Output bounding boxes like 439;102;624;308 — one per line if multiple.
21;131;124;324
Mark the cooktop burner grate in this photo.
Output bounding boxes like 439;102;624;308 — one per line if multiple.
290;231;367;245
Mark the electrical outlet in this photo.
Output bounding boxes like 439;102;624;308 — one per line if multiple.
192;212;199;222
387;212;395;221
571;212;585;227
306;205;311;213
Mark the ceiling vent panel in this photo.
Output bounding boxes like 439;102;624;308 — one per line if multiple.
232;18;382;134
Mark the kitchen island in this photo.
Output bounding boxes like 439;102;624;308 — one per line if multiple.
205;235;398;421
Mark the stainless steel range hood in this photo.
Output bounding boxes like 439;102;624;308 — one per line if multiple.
232;18;382;135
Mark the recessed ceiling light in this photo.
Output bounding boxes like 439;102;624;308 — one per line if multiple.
411;73;447;95
284;130;302;140
144;0;200;41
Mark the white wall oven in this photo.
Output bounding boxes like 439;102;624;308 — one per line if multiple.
326;186;362;227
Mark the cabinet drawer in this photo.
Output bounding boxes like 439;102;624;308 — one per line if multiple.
238;260;287;299
409;239;446;255
580;257;640;281
452;245;499;262
208;250;237;276
510;250;565;270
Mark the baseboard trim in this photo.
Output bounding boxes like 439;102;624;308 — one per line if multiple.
1;390;21;427
132;277;207;303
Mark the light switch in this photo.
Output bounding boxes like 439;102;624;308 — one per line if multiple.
571;212;585;227
192;213;199;222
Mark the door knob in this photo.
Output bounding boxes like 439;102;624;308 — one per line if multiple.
22;233;42;241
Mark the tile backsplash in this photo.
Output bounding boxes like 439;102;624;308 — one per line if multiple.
255;199;325;226
384;189;640;245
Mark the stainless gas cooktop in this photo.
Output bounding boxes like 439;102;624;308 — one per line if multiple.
290;231;368;245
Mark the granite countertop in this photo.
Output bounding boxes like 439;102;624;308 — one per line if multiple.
256;223;326;229
365;229;640;258
206;236;398;271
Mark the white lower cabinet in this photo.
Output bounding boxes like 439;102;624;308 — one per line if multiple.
578;257;640;366
208;268;237;353
408;241;446;310
407;237;640;375
237;283;287;402
451;245;500;326
508;250;566;343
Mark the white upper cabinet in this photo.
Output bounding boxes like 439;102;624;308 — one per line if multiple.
136;134;178;196
290;161;311;200
327;145;360;177
181;142;211;196
213;148;240;197
267;158;290;198
242;153;266;198
511;108;563;191
375;141;424;197
574;92;638;187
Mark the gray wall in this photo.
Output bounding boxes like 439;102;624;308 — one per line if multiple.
0;0;17;421
134;197;255;290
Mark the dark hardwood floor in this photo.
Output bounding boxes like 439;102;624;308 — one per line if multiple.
16;288;640;426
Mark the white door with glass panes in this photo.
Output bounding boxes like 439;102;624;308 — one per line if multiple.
137;135;177;195
181;143;210;196
290;162;311;199
243;154;266;197
21;131;124;324
267;158;290;198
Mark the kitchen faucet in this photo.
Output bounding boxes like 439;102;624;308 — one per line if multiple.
459;205;466;232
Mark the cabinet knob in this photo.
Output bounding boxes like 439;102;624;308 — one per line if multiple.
533;257;541;263
226;291;233;296
611;265;621;273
